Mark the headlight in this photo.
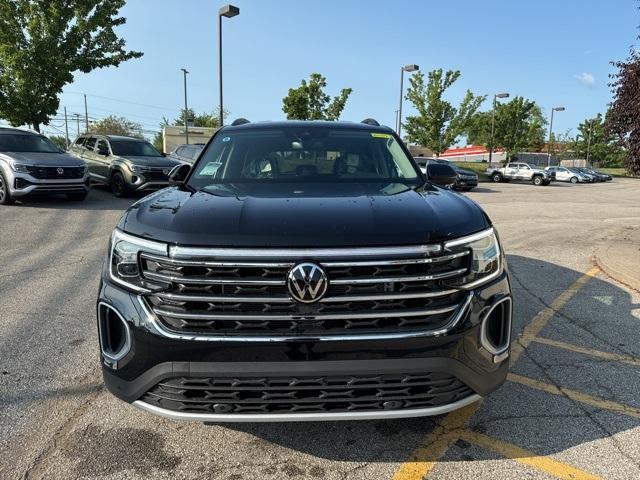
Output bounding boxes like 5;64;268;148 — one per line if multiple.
109;229;169;293
11;162;31;173
129;164;145;173
443;228;503;289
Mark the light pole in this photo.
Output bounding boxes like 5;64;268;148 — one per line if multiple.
397;64;419;137
546;106;565;166
218;4;240;128
181;68;190;144
489;92;509;164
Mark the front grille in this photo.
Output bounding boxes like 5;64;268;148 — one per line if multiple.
141;373;475;415
139;167;170;182
141;244;471;337
26;165;85;179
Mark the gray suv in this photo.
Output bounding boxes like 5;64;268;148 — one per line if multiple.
167;143;205;165
70;135;180;197
0;127;90;205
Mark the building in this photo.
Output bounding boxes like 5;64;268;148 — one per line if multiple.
440;145;506;163
163;125;217;154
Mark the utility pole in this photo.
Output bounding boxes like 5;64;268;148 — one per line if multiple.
181;68;190;144
489;93;509;164
546;106;565;166
64;107;70;149
84;94;89;133
586;121;593;165
397;64;419;137
218;5;240;127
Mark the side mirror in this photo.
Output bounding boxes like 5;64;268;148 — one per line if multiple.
169;163;191;185
426;164;458;188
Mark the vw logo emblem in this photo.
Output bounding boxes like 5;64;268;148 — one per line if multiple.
56;167;64;175
163;168;170;175
287;262;329;303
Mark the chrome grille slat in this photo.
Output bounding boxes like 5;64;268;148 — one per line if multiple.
141;243;471;337
153;304;459;321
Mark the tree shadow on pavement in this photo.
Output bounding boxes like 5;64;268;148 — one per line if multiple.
221;255;640;466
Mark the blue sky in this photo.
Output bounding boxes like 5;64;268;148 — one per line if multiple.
43;0;638;142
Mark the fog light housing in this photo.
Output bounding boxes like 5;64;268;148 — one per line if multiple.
480;296;512;362
97;302;132;369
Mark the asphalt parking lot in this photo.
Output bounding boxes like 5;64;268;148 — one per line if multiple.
1;180;639;480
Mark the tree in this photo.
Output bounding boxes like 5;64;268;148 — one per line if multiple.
573;112;627;167
607;48;640;174
173;108;224;128
466;96;546;160
48;135;68;150
282;73;352;121
0;0;142;132
403;69;485;155
88;115;142;138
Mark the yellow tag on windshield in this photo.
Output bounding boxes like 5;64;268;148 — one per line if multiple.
371;133;391;138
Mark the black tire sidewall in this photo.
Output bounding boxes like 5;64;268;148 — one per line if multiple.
570;177;578;184
492;174;502;183
533;176;542;186
110;172;128;197
0;171;15;205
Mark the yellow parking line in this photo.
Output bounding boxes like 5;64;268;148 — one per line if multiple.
391;267;599;479
533;336;640;367
508;373;640;419
459;429;602;480
391;403;479;480
511;266;600;364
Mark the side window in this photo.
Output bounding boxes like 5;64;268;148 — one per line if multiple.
74;137;86;147
85;137;96;150
507;163;516;169
175;146;184;156
96;139;109;154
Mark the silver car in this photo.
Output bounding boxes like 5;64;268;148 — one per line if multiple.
544;166;590;183
0;127;90;205
167;143;205;165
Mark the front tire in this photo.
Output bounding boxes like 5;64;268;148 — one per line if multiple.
110;171;129;198
570;176;578;184
532;175;543;186
492;173;503;183
0;171;15;205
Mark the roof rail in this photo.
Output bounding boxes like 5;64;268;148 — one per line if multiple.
361;118;380;126
231;118;250;126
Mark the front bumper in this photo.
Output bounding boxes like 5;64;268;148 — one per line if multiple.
98;271;512;422
10;173;91;197
455;177;478;189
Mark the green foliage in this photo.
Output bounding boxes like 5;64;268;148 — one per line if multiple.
403;69;485;155
466;96;546;159
173;108;224;128
572;112;627;167
282;73;352;121
608;47;640;174
88;115;142;138
48;135;68;150
0;0;142;132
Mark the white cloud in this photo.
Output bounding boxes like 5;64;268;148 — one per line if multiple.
575;72;596;87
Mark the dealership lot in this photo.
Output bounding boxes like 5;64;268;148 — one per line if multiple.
1;180;639;480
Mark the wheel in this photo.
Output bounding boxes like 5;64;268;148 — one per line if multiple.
0;171;15;205
570;176;578;184
543;180;551;186
66;192;88;201
110;171;129;197
532;176;543;186
492;173;503;183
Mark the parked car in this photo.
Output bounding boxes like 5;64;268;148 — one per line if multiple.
414;157;479;191
167;143;205;165
577;167;610;182
0;127;90;205
70;134;180;197
545;166;590;184
98;118;512;422
486;162;553;186
567;167;596;183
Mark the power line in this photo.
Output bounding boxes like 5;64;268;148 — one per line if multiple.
64;91;181;113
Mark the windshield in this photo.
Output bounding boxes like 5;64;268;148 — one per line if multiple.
188;127;421;190
0;134;60;153
110;140;162;157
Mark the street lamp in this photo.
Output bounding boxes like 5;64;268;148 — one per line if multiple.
181;68;189;144
546;106;565;166
218;4;240;127
489;92;509;164
397;64;419;138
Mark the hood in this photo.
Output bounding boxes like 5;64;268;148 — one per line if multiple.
455;168;477;176
117;156;180;168
0;151;85;166
119;182;490;248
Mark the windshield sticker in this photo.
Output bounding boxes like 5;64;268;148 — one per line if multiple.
200;161;222;176
371;133;391;138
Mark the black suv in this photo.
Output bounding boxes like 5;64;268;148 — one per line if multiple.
98;120;512;422
415;157;479;191
70;135;180;196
